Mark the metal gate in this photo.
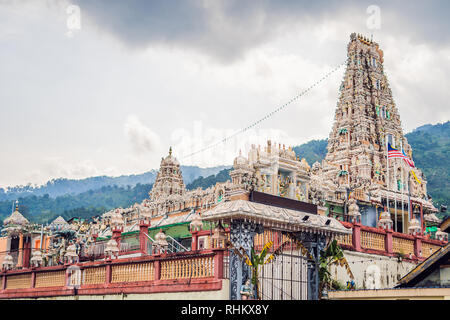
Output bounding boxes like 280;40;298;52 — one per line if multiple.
258;246;309;300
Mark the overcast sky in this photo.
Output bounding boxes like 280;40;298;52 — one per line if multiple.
1;0;449;188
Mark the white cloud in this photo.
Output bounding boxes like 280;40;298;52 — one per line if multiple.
0;1;448;188
124;114;162;155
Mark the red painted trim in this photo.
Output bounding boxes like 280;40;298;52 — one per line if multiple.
0;249;224;299
0;278;223;299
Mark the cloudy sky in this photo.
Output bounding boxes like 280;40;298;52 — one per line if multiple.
1;0;449;188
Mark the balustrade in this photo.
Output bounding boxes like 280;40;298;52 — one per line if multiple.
392;236;415;256
160;256;214;280
6;273;31;290
82;266;106;285
0;249;224;300
336;233;352;247
35;270;65;288
336;221;447;260
361;230;386;251
111;262;154;283
421;242;441;258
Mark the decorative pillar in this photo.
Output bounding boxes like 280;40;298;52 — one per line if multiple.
1;273;5;290
420;203;424;234
191;230;198;251
31;271;36;288
385;229;393;254
414;235;422;259
65;267;70;287
105;261;112;284
17;234;23;268
139;221;150;254
229;219;261;300
288;231;327;300
112;227;122;247
352;223;361;252
154;260;161;281
213;248;224;279
23;237;31;269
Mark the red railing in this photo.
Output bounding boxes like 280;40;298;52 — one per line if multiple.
0;248;226;299
336;222;447;261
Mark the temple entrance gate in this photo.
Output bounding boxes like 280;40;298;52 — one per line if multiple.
202;199;351;301
258;245;309;300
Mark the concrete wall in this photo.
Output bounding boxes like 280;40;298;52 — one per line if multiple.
14;280;230;300
329;287;450;300
330;250;417;289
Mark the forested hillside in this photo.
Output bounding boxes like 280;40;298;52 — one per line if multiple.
0;184;153;224
0;165;228;201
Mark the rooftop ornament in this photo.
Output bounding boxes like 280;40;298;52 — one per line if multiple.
104;238;120;259
154;229;169;254
2;253;14;271
49;216;70;232
347;198;361;223
139;206;152;225
378;208;393;230
111;209;124;230
435;228;448;242
30;250;43;268
189;212;203;232
2;204;30;238
211;222;227;248
64;243;79;264
408;218;421;236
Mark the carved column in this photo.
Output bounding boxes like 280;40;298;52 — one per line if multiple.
229;219;261;300
288;232;327;300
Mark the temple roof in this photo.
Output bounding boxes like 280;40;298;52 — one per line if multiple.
51;216;68;225
3;208;29;226
202;200;351;236
396;243;450;288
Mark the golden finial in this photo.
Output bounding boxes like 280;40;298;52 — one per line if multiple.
169;146;172;156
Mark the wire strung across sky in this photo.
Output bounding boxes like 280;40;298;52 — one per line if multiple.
179;59;349;160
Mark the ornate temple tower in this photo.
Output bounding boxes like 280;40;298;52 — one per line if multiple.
321;33;436;230
149;147;186;202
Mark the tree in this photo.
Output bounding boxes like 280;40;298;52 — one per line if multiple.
318;239;354;299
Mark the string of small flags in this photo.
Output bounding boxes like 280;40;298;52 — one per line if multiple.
180;59;349;160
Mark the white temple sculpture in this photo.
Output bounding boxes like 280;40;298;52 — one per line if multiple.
378;209;393;230
189;213;203;232
30;250;43;268
154;229;169;254
408;218;421;236
2;253;14;271
65;243;79;264
104;238;120;259
347;197;361;223
435;228;448;242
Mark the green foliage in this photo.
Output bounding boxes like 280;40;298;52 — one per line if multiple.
319;239;345;289
331;279;346;290
292;139;328;165
0;166;229;201
0;183;153;224
406;121;450;211
186;169;231;190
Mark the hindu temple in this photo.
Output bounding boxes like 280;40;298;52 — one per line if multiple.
0;33;447;300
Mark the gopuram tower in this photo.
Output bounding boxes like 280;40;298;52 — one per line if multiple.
149;147;186;202
320;33;437;232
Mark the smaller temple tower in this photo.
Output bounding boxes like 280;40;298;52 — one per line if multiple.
149;147;185;202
